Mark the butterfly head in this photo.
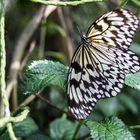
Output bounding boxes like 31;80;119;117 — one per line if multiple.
81;33;88;45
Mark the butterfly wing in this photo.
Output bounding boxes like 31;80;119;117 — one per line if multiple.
88;43;140;99
87;9;139;50
67;43;126;119
87;9;140;74
67;44;99;119
67;9;140;119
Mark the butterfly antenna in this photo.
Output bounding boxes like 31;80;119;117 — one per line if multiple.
76;25;81;36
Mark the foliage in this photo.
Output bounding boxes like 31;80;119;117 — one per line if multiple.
1;0;140;140
21;59;140;139
125;72;140;90
22;60;67;94
0;117;38;139
86;116;135;140
50;118;76;140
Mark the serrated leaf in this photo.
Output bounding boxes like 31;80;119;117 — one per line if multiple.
50;118;76;140
0;117;38;139
125;72;140;90
86;116;135;140
22;60;68;94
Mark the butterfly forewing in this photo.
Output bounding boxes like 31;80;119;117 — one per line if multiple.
67;9;140;119
87;9;139;50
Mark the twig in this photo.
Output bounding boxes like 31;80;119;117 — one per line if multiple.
38;19;46;59
31;0;102;6
12;81;18;111
20;41;36;71
0;2;6;117
0;107;29;128
72;120;83;140
6;6;46;99
7;123;17;140
7;1;59;99
16;95;36;110
36;94;68;115
129;125;140;129
57;7;74;63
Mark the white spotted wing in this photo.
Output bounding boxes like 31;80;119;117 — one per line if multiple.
67;9;140;119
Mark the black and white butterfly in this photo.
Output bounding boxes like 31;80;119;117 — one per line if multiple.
67;9;140;119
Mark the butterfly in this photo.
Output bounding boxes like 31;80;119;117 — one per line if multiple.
67;9;140;119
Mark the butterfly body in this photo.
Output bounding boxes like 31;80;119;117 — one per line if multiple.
67;9;140;119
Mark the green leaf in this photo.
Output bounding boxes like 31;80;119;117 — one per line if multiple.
50;118;76;140
13;117;38;137
26;133;50;140
0;117;38;139
125;72;140;90
22;60;68;94
86;116;135;140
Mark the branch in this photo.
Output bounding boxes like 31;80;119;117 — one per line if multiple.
72;120;83;140
0;107;29;128
6;6;46;99
0;1;17;139
30;0;102;6
36;94;69;115
6;1;59;99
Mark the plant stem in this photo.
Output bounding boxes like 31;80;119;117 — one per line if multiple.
0;107;29;128
36;94;68;115
0;1;17;139
7;123;17;140
0;0;6;118
72;120;83;140
131;0;140;7
117;0;128;9
30;0;102;6
129;125;140;129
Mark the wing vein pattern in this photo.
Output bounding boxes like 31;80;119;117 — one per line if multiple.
67;9;140;119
